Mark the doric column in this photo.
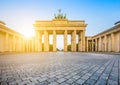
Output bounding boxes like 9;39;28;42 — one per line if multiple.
44;30;49;52
53;30;57;52
95;39;98;52
72;30;76;52
78;31;81;51
35;31;38;52
12;35;15;52
71;32;73;51
29;39;32;52
20;37;22;52
0;33;3;52
99;37;102;52
8;35;12;52
82;30;85;51
35;31;42;52
19;38;22;52
111;33;114;52
15;37;18;52
31;38;34;52
104;35;107;52
22;38;25;52
64;30;67;52
39;31;42;52
92;39;94;52
26;39;29;52
86;38;88;52
28;40;30;52
119;31;120;52
5;33;9;52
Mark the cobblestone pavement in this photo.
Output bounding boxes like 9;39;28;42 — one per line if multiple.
0;52;120;85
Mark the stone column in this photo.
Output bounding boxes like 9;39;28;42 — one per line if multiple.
28;40;30;52
95;39;98;52
71;32;73;51
92;39;94;52
19;38;22;52
44;30;49;52
64;30;67;52
15;37;19;52
99;37;102;52
26;39;29;52
8;35;12;52
104;35;107;52
20;38;22;52
72;30;76;52
78;31;81;52
39;32;42;52
36;31;42;52
53;30;57;52
21;38;24;52
12;35;15;52
82;30;85;51
29;39;32;52
119;31;120;52
86;38;88;52
111;33;114;52
0;33;3;52
31;38;34;52
35;31;38;52
5;33;9;52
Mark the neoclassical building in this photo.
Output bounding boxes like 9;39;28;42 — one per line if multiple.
87;22;120;52
0;11;120;53
0;21;24;52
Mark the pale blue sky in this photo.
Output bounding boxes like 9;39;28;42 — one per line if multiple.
0;0;120;49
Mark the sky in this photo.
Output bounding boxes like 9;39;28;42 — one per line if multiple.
0;0;120;49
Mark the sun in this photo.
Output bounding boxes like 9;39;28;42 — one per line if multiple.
22;29;35;38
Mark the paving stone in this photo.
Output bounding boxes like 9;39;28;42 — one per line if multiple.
85;79;96;85
59;82;69;85
48;82;59;85
81;75;90;80
95;79;106;85
72;75;81;80
0;53;119;85
90;75;99;80
36;80;49;85
107;79;118;85
47;77;57;83
56;78;66;83
76;79;86;85
66;78;76;84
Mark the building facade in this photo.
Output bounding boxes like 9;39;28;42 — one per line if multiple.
0;12;120;53
87;23;120;52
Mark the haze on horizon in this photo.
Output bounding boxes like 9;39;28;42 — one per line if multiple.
0;0;120;49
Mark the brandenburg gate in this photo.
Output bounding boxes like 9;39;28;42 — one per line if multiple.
34;10;87;52
1;10;119;53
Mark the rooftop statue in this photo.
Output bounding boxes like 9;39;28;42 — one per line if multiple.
54;9;67;19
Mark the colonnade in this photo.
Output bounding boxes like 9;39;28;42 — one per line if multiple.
0;24;86;52
33;30;85;52
87;24;120;52
0;32;24;52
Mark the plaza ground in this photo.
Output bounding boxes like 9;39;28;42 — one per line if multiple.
0;52;120;85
